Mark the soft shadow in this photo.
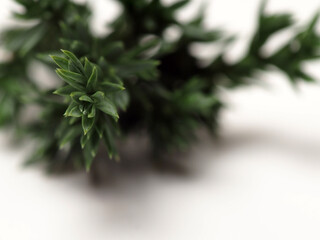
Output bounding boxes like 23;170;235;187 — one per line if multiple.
20;126;320;191
87;132;203;187
13;127;320;230
218;128;320;164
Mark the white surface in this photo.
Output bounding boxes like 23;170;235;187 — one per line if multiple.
1;0;320;239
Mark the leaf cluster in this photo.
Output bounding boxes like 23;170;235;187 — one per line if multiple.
0;0;319;171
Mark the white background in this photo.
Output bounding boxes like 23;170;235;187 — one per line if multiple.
1;0;320;239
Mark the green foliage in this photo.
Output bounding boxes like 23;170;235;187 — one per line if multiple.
0;0;319;171
206;2;320;87
51;50;124;170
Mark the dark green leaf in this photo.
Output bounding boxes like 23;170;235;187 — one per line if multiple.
79;95;93;103
61;49;85;74
59;126;81;148
82;115;95;135
56;69;85;91
67;106;82;118
103;124;116;159
51;55;69;70
59;69;86;84
88;105;96;118
87;66;98;90
92;91;119;120
83;144;94;172
81;134;90;149
70;92;86;104
113;90;129;111
101;81;125;93
64;101;78;117
53;85;76;96
84;57;94;78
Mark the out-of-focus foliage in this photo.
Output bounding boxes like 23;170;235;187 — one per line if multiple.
0;0;319;171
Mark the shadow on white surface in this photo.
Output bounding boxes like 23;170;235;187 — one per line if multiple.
2;112;320;240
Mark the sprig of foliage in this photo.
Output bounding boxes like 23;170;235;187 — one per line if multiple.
206;2;320;87
0;0;319;172
51;50;124;170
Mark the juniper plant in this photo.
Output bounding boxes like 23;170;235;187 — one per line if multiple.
0;0;319;172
